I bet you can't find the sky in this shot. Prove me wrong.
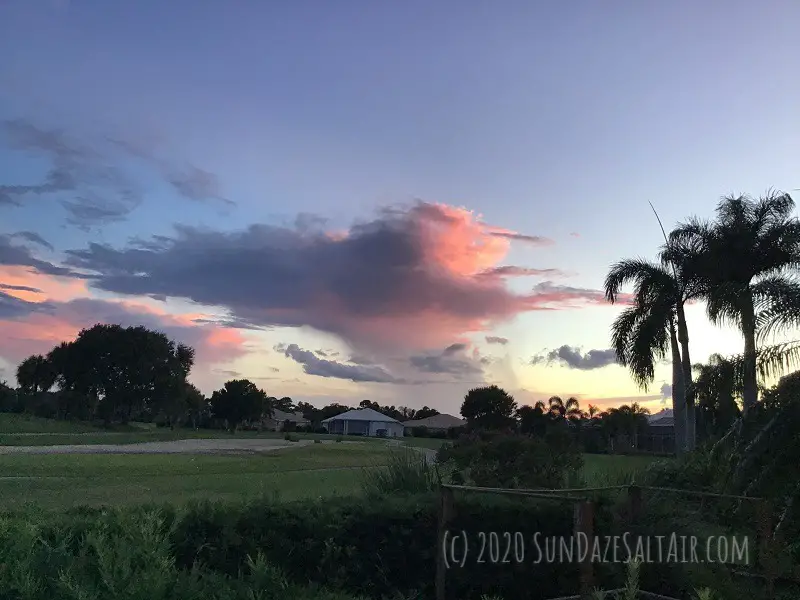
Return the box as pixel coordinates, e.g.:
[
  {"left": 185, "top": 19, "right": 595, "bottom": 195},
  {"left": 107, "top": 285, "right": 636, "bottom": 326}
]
[{"left": 0, "top": 1, "right": 798, "bottom": 415}]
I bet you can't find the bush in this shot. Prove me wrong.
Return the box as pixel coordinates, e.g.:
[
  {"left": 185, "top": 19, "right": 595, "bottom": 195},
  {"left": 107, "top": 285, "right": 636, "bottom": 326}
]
[
  {"left": 284, "top": 433, "right": 300, "bottom": 442},
  {"left": 437, "top": 433, "right": 583, "bottom": 489}
]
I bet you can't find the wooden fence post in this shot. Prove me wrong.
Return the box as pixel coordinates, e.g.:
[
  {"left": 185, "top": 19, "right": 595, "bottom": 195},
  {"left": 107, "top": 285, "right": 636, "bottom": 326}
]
[
  {"left": 436, "top": 486, "right": 455, "bottom": 600},
  {"left": 574, "top": 500, "right": 595, "bottom": 599},
  {"left": 757, "top": 498, "right": 776, "bottom": 599}
]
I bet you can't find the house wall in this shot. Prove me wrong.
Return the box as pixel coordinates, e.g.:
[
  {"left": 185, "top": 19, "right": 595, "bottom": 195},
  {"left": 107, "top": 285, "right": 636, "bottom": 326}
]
[
  {"left": 369, "top": 421, "right": 403, "bottom": 437},
  {"left": 324, "top": 420, "right": 403, "bottom": 437}
]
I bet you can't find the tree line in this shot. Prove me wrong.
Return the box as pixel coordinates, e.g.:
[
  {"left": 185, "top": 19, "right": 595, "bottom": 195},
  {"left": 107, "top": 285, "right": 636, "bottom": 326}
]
[
  {"left": 459, "top": 384, "right": 656, "bottom": 452},
  {"left": 1, "top": 324, "right": 440, "bottom": 431}
]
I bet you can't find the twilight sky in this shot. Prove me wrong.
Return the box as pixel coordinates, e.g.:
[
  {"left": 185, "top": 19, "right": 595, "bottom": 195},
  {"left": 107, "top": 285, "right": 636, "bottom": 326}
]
[{"left": 1, "top": 1, "right": 798, "bottom": 414}]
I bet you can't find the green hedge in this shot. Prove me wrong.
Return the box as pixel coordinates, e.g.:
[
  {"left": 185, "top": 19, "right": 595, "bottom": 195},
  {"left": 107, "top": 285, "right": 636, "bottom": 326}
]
[
  {"left": 170, "top": 493, "right": 587, "bottom": 599},
  {"left": 9, "top": 494, "right": 622, "bottom": 600}
]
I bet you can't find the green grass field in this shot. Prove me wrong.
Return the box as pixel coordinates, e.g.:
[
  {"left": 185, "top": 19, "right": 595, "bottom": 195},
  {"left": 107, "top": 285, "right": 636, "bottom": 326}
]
[
  {"left": 582, "top": 453, "right": 664, "bottom": 486},
  {"left": 0, "top": 444, "right": 393, "bottom": 510}
]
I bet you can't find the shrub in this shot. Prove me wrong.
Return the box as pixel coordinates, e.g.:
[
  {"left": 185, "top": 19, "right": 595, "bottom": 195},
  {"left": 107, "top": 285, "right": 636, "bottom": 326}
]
[{"left": 437, "top": 433, "right": 583, "bottom": 489}]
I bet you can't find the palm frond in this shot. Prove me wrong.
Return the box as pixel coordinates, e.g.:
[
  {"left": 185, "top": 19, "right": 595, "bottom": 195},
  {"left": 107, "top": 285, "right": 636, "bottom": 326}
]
[
  {"left": 753, "top": 276, "right": 800, "bottom": 341},
  {"left": 604, "top": 258, "right": 673, "bottom": 304}
]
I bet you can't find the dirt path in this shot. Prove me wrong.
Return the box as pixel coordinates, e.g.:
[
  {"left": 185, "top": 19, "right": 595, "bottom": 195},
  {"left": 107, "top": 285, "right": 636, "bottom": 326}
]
[{"left": 0, "top": 438, "right": 313, "bottom": 455}]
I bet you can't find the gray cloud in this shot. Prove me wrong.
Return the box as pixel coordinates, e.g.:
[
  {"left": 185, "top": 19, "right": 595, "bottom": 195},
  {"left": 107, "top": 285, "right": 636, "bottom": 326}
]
[
  {"left": 1, "top": 119, "right": 233, "bottom": 227},
  {"left": 213, "top": 369, "right": 242, "bottom": 378},
  {"left": 278, "top": 343, "right": 402, "bottom": 383},
  {"left": 660, "top": 383, "right": 672, "bottom": 403},
  {"left": 409, "top": 344, "right": 483, "bottom": 376},
  {"left": 108, "top": 136, "right": 233, "bottom": 208},
  {"left": 166, "top": 165, "right": 234, "bottom": 207},
  {"left": 0, "top": 233, "right": 78, "bottom": 277},
  {"left": 479, "top": 266, "right": 568, "bottom": 278},
  {"left": 10, "top": 232, "right": 54, "bottom": 251},
  {"left": 485, "top": 336, "right": 509, "bottom": 345},
  {"left": 61, "top": 202, "right": 599, "bottom": 353},
  {"left": 486, "top": 231, "right": 554, "bottom": 245},
  {"left": 0, "top": 283, "right": 42, "bottom": 294},
  {"left": 531, "top": 345, "right": 620, "bottom": 370},
  {"left": 1, "top": 119, "right": 143, "bottom": 227},
  {"left": 0, "top": 290, "right": 51, "bottom": 319}
]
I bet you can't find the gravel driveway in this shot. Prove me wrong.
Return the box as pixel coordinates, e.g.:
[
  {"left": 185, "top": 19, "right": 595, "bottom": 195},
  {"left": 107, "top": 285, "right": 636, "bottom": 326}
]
[{"left": 0, "top": 438, "right": 312, "bottom": 455}]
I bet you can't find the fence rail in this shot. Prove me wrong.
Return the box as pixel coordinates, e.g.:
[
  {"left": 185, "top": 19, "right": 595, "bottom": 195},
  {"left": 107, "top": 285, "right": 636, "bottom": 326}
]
[{"left": 435, "top": 483, "right": 782, "bottom": 600}]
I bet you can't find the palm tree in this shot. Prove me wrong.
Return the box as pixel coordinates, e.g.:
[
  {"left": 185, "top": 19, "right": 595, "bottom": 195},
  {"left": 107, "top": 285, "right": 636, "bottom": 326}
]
[
  {"left": 605, "top": 256, "right": 698, "bottom": 452},
  {"left": 669, "top": 191, "right": 800, "bottom": 414},
  {"left": 693, "top": 354, "right": 742, "bottom": 438},
  {"left": 547, "top": 396, "right": 582, "bottom": 421}
]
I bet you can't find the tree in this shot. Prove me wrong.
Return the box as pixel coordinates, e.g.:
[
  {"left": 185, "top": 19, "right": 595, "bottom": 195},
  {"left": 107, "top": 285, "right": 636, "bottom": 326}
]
[
  {"left": 0, "top": 380, "right": 17, "bottom": 412},
  {"left": 547, "top": 396, "right": 582, "bottom": 421},
  {"left": 41, "top": 324, "right": 195, "bottom": 423},
  {"left": 602, "top": 403, "right": 650, "bottom": 450},
  {"left": 209, "top": 379, "right": 271, "bottom": 431},
  {"left": 605, "top": 256, "right": 698, "bottom": 453},
  {"left": 16, "top": 354, "right": 56, "bottom": 395},
  {"left": 693, "top": 354, "right": 742, "bottom": 438},
  {"left": 414, "top": 406, "right": 440, "bottom": 420},
  {"left": 460, "top": 385, "right": 517, "bottom": 430},
  {"left": 274, "top": 396, "right": 294, "bottom": 412},
  {"left": 669, "top": 191, "right": 800, "bottom": 413},
  {"left": 516, "top": 401, "right": 547, "bottom": 437}
]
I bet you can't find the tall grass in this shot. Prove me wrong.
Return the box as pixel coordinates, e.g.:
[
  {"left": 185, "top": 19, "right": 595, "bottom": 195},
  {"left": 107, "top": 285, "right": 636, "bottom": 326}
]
[{"left": 360, "top": 448, "right": 437, "bottom": 497}]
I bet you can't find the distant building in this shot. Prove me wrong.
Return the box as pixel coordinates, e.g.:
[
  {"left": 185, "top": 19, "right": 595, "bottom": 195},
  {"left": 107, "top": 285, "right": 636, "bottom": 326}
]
[
  {"left": 263, "top": 409, "right": 310, "bottom": 432},
  {"left": 322, "top": 408, "right": 404, "bottom": 437},
  {"left": 403, "top": 413, "right": 466, "bottom": 433}
]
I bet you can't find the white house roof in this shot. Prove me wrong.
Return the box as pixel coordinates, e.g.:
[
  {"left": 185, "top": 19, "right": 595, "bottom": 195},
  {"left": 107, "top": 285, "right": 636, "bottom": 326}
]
[
  {"left": 647, "top": 408, "right": 673, "bottom": 423},
  {"left": 272, "top": 409, "right": 308, "bottom": 422},
  {"left": 403, "top": 414, "right": 466, "bottom": 429},
  {"left": 321, "top": 408, "right": 401, "bottom": 423}
]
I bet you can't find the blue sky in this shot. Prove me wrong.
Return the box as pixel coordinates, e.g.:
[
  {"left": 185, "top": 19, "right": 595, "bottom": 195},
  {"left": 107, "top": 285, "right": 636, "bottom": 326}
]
[{"left": 0, "top": 1, "right": 798, "bottom": 414}]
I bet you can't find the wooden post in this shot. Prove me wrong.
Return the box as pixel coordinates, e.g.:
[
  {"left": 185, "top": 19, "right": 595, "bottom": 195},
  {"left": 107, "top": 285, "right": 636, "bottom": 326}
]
[
  {"left": 436, "top": 486, "right": 455, "bottom": 600},
  {"left": 757, "top": 499, "right": 776, "bottom": 599},
  {"left": 628, "top": 485, "right": 642, "bottom": 523},
  {"left": 574, "top": 500, "right": 594, "bottom": 599}
]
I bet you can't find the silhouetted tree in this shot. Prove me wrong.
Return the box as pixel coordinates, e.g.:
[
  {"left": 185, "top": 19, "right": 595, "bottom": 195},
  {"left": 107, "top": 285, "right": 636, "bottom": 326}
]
[
  {"left": 210, "top": 379, "right": 271, "bottom": 431},
  {"left": 460, "top": 385, "right": 517, "bottom": 430}
]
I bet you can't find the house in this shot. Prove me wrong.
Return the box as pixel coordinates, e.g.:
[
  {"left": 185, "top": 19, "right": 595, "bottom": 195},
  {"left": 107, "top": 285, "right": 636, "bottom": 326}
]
[
  {"left": 263, "top": 409, "right": 310, "bottom": 432},
  {"left": 321, "top": 408, "right": 405, "bottom": 437},
  {"left": 403, "top": 413, "right": 466, "bottom": 433}
]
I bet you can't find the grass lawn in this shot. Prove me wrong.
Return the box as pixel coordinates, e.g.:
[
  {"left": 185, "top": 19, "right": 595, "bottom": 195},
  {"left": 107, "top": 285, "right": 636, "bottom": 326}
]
[
  {"left": 582, "top": 453, "right": 667, "bottom": 486},
  {"left": 0, "top": 413, "right": 111, "bottom": 433},
  {"left": 0, "top": 443, "right": 392, "bottom": 510}
]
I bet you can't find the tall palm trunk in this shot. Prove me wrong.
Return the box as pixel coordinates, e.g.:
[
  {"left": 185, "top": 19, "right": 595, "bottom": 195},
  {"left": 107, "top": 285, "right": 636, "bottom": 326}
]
[
  {"left": 740, "top": 295, "right": 758, "bottom": 415},
  {"left": 670, "top": 319, "right": 687, "bottom": 455},
  {"left": 676, "top": 304, "right": 695, "bottom": 450}
]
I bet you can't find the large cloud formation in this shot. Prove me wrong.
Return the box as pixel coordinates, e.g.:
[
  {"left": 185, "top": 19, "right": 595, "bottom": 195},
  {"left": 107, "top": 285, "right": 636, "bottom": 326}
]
[
  {"left": 64, "top": 202, "right": 610, "bottom": 353},
  {"left": 530, "top": 345, "right": 620, "bottom": 370}
]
